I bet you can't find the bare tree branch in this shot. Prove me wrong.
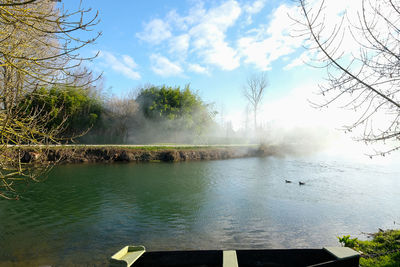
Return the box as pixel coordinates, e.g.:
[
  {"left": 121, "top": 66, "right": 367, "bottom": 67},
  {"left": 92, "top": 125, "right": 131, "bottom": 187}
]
[
  {"left": 296, "top": 0, "right": 400, "bottom": 157},
  {"left": 0, "top": 0, "right": 100, "bottom": 199}
]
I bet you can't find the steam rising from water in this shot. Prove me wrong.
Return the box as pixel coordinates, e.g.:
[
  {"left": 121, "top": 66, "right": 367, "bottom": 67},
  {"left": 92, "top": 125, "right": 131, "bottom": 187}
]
[{"left": 222, "top": 81, "right": 400, "bottom": 162}]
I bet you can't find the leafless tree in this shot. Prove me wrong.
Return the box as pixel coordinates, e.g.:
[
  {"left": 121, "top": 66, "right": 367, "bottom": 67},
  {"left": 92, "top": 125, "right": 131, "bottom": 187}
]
[
  {"left": 294, "top": 0, "right": 400, "bottom": 156},
  {"left": 0, "top": 0, "right": 100, "bottom": 199},
  {"left": 105, "top": 95, "right": 139, "bottom": 143},
  {"left": 243, "top": 72, "right": 268, "bottom": 132}
]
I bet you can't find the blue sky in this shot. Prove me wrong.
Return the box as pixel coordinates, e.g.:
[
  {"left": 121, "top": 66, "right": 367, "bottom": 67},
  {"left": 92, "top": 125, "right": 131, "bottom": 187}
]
[{"left": 61, "top": 1, "right": 317, "bottom": 122}]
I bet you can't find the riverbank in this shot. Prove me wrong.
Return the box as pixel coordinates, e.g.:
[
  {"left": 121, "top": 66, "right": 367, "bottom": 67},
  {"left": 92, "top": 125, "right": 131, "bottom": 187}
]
[{"left": 13, "top": 144, "right": 274, "bottom": 164}]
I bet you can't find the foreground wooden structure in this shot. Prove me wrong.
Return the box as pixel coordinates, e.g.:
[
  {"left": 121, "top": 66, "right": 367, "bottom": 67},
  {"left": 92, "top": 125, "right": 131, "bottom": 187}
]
[{"left": 110, "top": 246, "right": 360, "bottom": 267}]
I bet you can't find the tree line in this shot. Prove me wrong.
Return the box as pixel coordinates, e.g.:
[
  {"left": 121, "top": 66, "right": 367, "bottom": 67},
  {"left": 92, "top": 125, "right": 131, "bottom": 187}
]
[{"left": 23, "top": 83, "right": 217, "bottom": 144}]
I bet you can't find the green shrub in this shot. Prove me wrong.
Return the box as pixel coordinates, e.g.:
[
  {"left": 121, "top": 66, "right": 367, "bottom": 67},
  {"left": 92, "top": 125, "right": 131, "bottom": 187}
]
[{"left": 338, "top": 230, "right": 400, "bottom": 267}]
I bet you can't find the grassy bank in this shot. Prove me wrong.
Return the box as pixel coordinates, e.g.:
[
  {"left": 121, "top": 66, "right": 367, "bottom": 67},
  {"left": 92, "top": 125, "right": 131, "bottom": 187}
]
[{"left": 339, "top": 230, "right": 400, "bottom": 266}]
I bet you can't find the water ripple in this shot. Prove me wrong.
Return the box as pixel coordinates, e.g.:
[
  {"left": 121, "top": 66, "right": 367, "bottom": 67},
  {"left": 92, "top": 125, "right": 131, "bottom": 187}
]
[{"left": 0, "top": 158, "right": 399, "bottom": 265}]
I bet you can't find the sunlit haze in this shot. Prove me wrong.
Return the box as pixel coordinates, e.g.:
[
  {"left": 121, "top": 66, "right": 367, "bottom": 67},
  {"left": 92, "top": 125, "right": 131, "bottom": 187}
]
[{"left": 61, "top": 0, "right": 399, "bottom": 159}]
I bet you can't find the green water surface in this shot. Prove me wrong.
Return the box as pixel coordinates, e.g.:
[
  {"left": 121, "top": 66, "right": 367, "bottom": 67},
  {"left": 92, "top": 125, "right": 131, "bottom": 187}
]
[{"left": 0, "top": 157, "right": 399, "bottom": 266}]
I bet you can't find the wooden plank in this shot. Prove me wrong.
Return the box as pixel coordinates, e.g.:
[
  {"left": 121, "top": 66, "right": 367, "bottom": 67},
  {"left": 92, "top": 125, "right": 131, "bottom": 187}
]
[{"left": 223, "top": 250, "right": 238, "bottom": 267}]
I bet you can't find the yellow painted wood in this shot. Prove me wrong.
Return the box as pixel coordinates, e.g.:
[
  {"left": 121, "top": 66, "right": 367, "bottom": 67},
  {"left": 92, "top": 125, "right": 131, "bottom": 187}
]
[
  {"left": 223, "top": 250, "right": 239, "bottom": 267},
  {"left": 110, "top": 245, "right": 145, "bottom": 267}
]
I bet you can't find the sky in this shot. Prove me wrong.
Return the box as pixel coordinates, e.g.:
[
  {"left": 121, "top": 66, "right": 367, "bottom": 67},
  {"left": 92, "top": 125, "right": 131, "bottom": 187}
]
[
  {"left": 61, "top": 0, "right": 315, "bottom": 121},
  {"left": 59, "top": 0, "right": 399, "bottom": 161}
]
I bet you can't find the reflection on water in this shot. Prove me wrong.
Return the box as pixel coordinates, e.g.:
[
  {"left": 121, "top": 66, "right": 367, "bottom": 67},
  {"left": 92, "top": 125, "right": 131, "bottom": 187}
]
[{"left": 0, "top": 156, "right": 399, "bottom": 265}]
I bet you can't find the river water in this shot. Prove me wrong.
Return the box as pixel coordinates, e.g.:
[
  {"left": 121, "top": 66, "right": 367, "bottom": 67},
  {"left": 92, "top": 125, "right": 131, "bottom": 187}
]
[{"left": 0, "top": 156, "right": 399, "bottom": 265}]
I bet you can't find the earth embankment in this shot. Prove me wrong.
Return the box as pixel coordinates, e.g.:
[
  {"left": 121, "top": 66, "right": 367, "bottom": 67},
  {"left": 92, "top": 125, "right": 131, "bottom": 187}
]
[{"left": 15, "top": 145, "right": 274, "bottom": 164}]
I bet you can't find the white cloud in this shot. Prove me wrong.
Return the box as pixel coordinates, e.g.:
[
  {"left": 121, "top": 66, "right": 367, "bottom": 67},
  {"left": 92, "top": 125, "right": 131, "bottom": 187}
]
[
  {"left": 136, "top": 1, "right": 319, "bottom": 72},
  {"left": 165, "top": 7, "right": 204, "bottom": 31},
  {"left": 238, "top": 4, "right": 302, "bottom": 70},
  {"left": 244, "top": 0, "right": 266, "bottom": 14},
  {"left": 169, "top": 34, "right": 190, "bottom": 57},
  {"left": 243, "top": 0, "right": 267, "bottom": 24},
  {"left": 188, "top": 63, "right": 209, "bottom": 75},
  {"left": 122, "top": 55, "right": 137, "bottom": 69},
  {"left": 138, "top": 0, "right": 242, "bottom": 71},
  {"left": 284, "top": 51, "right": 310, "bottom": 70},
  {"left": 136, "top": 19, "right": 172, "bottom": 44},
  {"left": 100, "top": 51, "right": 140, "bottom": 80},
  {"left": 188, "top": 0, "right": 241, "bottom": 70},
  {"left": 150, "top": 54, "right": 183, "bottom": 77}
]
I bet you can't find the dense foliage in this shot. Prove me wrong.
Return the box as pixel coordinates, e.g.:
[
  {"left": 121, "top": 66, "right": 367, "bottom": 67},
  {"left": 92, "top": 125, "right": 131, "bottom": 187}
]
[
  {"left": 136, "top": 85, "right": 215, "bottom": 142},
  {"left": 137, "top": 85, "right": 201, "bottom": 119},
  {"left": 338, "top": 230, "right": 400, "bottom": 266},
  {"left": 21, "top": 86, "right": 103, "bottom": 137}
]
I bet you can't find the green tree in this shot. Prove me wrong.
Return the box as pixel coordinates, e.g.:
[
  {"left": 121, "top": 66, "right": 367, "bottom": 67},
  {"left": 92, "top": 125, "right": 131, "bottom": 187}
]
[
  {"left": 136, "top": 85, "right": 215, "bottom": 142},
  {"left": 20, "top": 86, "right": 103, "bottom": 137}
]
